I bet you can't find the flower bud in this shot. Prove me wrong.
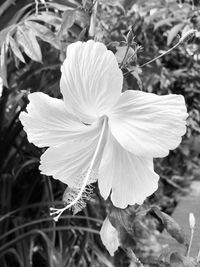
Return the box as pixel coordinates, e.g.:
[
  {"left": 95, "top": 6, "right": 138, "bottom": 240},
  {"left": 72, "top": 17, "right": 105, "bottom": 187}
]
[
  {"left": 189, "top": 212, "right": 195, "bottom": 229},
  {"left": 127, "top": 28, "right": 134, "bottom": 46},
  {"left": 100, "top": 216, "right": 120, "bottom": 256}
]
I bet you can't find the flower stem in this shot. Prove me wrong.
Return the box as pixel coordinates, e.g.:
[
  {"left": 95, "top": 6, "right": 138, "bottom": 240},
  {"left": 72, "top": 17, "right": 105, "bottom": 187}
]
[
  {"left": 187, "top": 227, "right": 194, "bottom": 257},
  {"left": 139, "top": 42, "right": 180, "bottom": 68},
  {"left": 124, "top": 30, "right": 196, "bottom": 76}
]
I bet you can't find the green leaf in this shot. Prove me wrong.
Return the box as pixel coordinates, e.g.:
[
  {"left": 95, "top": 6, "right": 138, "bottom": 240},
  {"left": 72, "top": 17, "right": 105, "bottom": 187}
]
[
  {"left": 16, "top": 25, "right": 42, "bottom": 62},
  {"left": 149, "top": 207, "right": 188, "bottom": 245},
  {"left": 170, "top": 252, "right": 196, "bottom": 267},
  {"left": 170, "top": 252, "right": 184, "bottom": 267},
  {"left": 27, "top": 12, "right": 62, "bottom": 30},
  {"left": 47, "top": 1, "right": 78, "bottom": 10},
  {"left": 75, "top": 9, "right": 89, "bottom": 26},
  {"left": 99, "top": 0, "right": 125, "bottom": 12},
  {"left": 0, "top": 25, "right": 15, "bottom": 49},
  {"left": 9, "top": 36, "right": 25, "bottom": 63},
  {"left": 0, "top": 42, "right": 8, "bottom": 87},
  {"left": 24, "top": 21, "right": 59, "bottom": 49},
  {"left": 108, "top": 206, "right": 138, "bottom": 249},
  {"left": 115, "top": 46, "right": 135, "bottom": 64},
  {"left": 154, "top": 18, "right": 178, "bottom": 31},
  {"left": 167, "top": 23, "right": 185, "bottom": 45},
  {"left": 109, "top": 206, "right": 136, "bottom": 234},
  {"left": 58, "top": 9, "right": 76, "bottom": 38},
  {"left": 127, "top": 65, "right": 143, "bottom": 90}
]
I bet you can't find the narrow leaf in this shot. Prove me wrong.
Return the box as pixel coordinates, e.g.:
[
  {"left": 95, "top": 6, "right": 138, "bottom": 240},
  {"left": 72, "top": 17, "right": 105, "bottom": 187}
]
[
  {"left": 28, "top": 12, "right": 62, "bottom": 29},
  {"left": 128, "top": 65, "right": 143, "bottom": 90},
  {"left": 99, "top": 0, "right": 125, "bottom": 12},
  {"left": 47, "top": 1, "right": 78, "bottom": 10},
  {"left": 9, "top": 36, "right": 25, "bottom": 63},
  {"left": 0, "top": 25, "right": 15, "bottom": 48},
  {"left": 0, "top": 42, "right": 8, "bottom": 87},
  {"left": 25, "top": 21, "right": 59, "bottom": 49},
  {"left": 170, "top": 252, "right": 196, "bottom": 267},
  {"left": 58, "top": 9, "right": 76, "bottom": 38},
  {"left": 16, "top": 26, "right": 42, "bottom": 62},
  {"left": 149, "top": 207, "right": 188, "bottom": 245},
  {"left": 154, "top": 18, "right": 178, "bottom": 31},
  {"left": 167, "top": 23, "right": 184, "bottom": 45},
  {"left": 170, "top": 252, "right": 184, "bottom": 267}
]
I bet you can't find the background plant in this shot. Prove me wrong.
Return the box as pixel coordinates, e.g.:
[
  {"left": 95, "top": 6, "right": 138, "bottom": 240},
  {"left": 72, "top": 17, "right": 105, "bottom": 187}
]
[{"left": 0, "top": 0, "right": 200, "bottom": 266}]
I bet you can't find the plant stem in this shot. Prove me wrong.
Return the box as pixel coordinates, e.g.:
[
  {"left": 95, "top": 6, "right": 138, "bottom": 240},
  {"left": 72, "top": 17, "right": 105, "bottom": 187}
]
[
  {"left": 0, "top": 215, "right": 102, "bottom": 243},
  {"left": 139, "top": 42, "right": 180, "bottom": 68},
  {"left": 187, "top": 228, "right": 194, "bottom": 257},
  {"left": 0, "top": 227, "right": 100, "bottom": 255}
]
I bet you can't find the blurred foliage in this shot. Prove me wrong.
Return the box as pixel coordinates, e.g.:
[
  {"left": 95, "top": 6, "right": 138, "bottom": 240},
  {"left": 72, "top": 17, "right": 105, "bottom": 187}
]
[{"left": 0, "top": 0, "right": 200, "bottom": 266}]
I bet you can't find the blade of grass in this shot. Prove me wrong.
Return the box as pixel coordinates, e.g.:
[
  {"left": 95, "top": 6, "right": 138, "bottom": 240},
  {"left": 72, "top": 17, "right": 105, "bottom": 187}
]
[
  {"left": 0, "top": 227, "right": 100, "bottom": 255},
  {"left": 0, "top": 215, "right": 102, "bottom": 243}
]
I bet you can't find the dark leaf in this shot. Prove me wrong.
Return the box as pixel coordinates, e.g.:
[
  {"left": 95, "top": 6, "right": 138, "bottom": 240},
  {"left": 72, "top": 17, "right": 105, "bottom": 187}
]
[
  {"left": 170, "top": 252, "right": 196, "bottom": 267},
  {"left": 127, "top": 65, "right": 142, "bottom": 90},
  {"left": 149, "top": 207, "right": 188, "bottom": 245},
  {"left": 170, "top": 252, "right": 184, "bottom": 267},
  {"left": 154, "top": 18, "right": 177, "bottom": 31},
  {"left": 58, "top": 9, "right": 76, "bottom": 38},
  {"left": 109, "top": 206, "right": 137, "bottom": 234},
  {"left": 108, "top": 206, "right": 138, "bottom": 249}
]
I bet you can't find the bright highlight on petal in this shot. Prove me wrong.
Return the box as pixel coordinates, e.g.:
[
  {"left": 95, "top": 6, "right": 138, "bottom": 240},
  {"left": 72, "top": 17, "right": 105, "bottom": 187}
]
[
  {"left": 39, "top": 116, "right": 106, "bottom": 188},
  {"left": 98, "top": 132, "right": 159, "bottom": 208},
  {"left": 39, "top": 135, "right": 99, "bottom": 187},
  {"left": 108, "top": 90, "right": 188, "bottom": 158},
  {"left": 60, "top": 40, "right": 123, "bottom": 124},
  {"left": 19, "top": 92, "right": 98, "bottom": 148},
  {"left": 100, "top": 216, "right": 120, "bottom": 256}
]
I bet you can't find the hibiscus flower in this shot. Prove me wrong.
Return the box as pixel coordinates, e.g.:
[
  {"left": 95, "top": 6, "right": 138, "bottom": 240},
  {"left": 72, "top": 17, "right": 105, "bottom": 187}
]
[{"left": 19, "top": 40, "right": 187, "bottom": 221}]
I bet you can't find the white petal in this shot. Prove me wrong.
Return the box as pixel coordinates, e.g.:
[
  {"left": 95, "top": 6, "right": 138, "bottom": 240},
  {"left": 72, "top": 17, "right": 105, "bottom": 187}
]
[
  {"left": 108, "top": 90, "right": 188, "bottom": 158},
  {"left": 60, "top": 40, "right": 123, "bottom": 124},
  {"left": 98, "top": 132, "right": 159, "bottom": 208},
  {"left": 100, "top": 217, "right": 120, "bottom": 256},
  {"left": 19, "top": 92, "right": 96, "bottom": 148},
  {"left": 39, "top": 121, "right": 102, "bottom": 186}
]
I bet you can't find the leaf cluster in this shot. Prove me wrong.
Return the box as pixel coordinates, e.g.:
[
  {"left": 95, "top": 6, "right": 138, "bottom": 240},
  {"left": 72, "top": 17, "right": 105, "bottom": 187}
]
[{"left": 0, "top": 0, "right": 200, "bottom": 266}]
